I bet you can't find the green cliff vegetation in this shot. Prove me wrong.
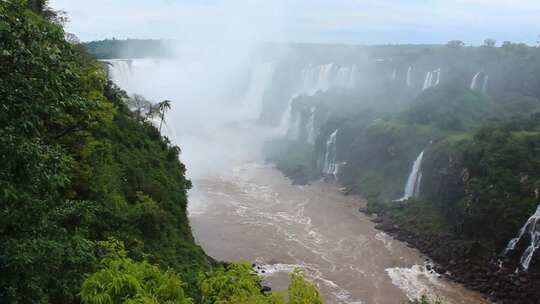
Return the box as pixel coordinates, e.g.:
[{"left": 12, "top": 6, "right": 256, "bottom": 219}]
[
  {"left": 80, "top": 239, "right": 324, "bottom": 304},
  {"left": 0, "top": 1, "right": 212, "bottom": 301},
  {"left": 1, "top": 2, "right": 326, "bottom": 303},
  {"left": 83, "top": 39, "right": 175, "bottom": 59}
]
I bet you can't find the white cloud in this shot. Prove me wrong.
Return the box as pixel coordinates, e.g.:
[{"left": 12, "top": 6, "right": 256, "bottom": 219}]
[{"left": 50, "top": 0, "right": 540, "bottom": 44}]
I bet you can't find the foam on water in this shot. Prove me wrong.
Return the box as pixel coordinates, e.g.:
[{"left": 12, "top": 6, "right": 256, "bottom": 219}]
[
  {"left": 375, "top": 232, "right": 394, "bottom": 251},
  {"left": 386, "top": 264, "right": 443, "bottom": 302},
  {"left": 254, "top": 260, "right": 364, "bottom": 304}
]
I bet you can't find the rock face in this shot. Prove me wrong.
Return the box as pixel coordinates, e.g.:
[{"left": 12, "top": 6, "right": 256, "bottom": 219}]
[{"left": 371, "top": 213, "right": 540, "bottom": 304}]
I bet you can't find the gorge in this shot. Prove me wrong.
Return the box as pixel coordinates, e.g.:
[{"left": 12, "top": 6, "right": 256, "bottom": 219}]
[
  {"left": 100, "top": 40, "right": 540, "bottom": 303},
  {"left": 4, "top": 2, "right": 540, "bottom": 303}
]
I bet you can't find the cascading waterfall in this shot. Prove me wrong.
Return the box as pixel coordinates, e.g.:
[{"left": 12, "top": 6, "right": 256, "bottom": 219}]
[
  {"left": 470, "top": 71, "right": 489, "bottom": 94},
  {"left": 300, "top": 63, "right": 357, "bottom": 95},
  {"left": 503, "top": 204, "right": 540, "bottom": 271},
  {"left": 305, "top": 106, "right": 317, "bottom": 145},
  {"left": 434, "top": 68, "right": 441, "bottom": 86},
  {"left": 102, "top": 59, "right": 133, "bottom": 88},
  {"left": 287, "top": 110, "right": 301, "bottom": 140},
  {"left": 243, "top": 62, "right": 276, "bottom": 120},
  {"left": 396, "top": 150, "right": 425, "bottom": 201},
  {"left": 278, "top": 96, "right": 296, "bottom": 136},
  {"left": 422, "top": 68, "right": 441, "bottom": 90},
  {"left": 422, "top": 72, "right": 433, "bottom": 90},
  {"left": 323, "top": 130, "right": 339, "bottom": 178},
  {"left": 317, "top": 63, "right": 334, "bottom": 92},
  {"left": 280, "top": 63, "right": 358, "bottom": 137},
  {"left": 406, "top": 66, "right": 412, "bottom": 87},
  {"left": 470, "top": 72, "right": 481, "bottom": 90},
  {"left": 482, "top": 75, "right": 489, "bottom": 94}
]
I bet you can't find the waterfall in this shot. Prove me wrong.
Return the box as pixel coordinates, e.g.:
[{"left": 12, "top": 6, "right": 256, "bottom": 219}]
[
  {"left": 317, "top": 63, "right": 334, "bottom": 92},
  {"left": 482, "top": 75, "right": 489, "bottom": 94},
  {"left": 102, "top": 59, "right": 133, "bottom": 88},
  {"left": 434, "top": 68, "right": 441, "bottom": 86},
  {"left": 396, "top": 151, "right": 425, "bottom": 201},
  {"left": 470, "top": 72, "right": 482, "bottom": 90},
  {"left": 287, "top": 110, "right": 301, "bottom": 140},
  {"left": 305, "top": 107, "right": 317, "bottom": 145},
  {"left": 422, "top": 68, "right": 441, "bottom": 90},
  {"left": 391, "top": 69, "right": 397, "bottom": 81},
  {"left": 278, "top": 97, "right": 295, "bottom": 136},
  {"left": 406, "top": 66, "right": 412, "bottom": 87},
  {"left": 243, "top": 62, "right": 276, "bottom": 120},
  {"left": 504, "top": 204, "right": 540, "bottom": 271},
  {"left": 279, "top": 63, "right": 358, "bottom": 137},
  {"left": 422, "top": 72, "right": 433, "bottom": 90},
  {"left": 470, "top": 71, "right": 489, "bottom": 94},
  {"left": 323, "top": 130, "right": 339, "bottom": 177},
  {"left": 299, "top": 63, "right": 357, "bottom": 95}
]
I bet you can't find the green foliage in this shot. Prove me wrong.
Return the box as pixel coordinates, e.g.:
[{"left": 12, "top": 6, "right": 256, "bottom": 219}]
[
  {"left": 0, "top": 2, "right": 210, "bottom": 302},
  {"left": 81, "top": 239, "right": 193, "bottom": 304},
  {"left": 408, "top": 295, "right": 443, "bottom": 304},
  {"left": 287, "top": 269, "right": 323, "bottom": 304},
  {"left": 198, "top": 263, "right": 321, "bottom": 304},
  {"left": 400, "top": 87, "right": 493, "bottom": 131},
  {"left": 83, "top": 256, "right": 324, "bottom": 304},
  {"left": 198, "top": 263, "right": 270, "bottom": 304}
]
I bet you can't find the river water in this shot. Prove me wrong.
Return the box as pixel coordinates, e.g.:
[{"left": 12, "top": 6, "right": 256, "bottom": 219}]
[{"left": 188, "top": 163, "right": 487, "bottom": 304}]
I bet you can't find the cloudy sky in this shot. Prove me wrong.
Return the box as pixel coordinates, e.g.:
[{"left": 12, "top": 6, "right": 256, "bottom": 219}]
[{"left": 50, "top": 0, "right": 540, "bottom": 45}]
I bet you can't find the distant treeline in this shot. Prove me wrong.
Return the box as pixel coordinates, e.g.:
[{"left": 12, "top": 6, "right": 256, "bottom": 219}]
[{"left": 83, "top": 38, "right": 175, "bottom": 59}]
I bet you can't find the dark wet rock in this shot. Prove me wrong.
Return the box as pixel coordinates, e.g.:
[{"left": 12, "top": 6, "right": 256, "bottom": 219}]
[
  {"left": 261, "top": 286, "right": 272, "bottom": 293},
  {"left": 370, "top": 212, "right": 540, "bottom": 304}
]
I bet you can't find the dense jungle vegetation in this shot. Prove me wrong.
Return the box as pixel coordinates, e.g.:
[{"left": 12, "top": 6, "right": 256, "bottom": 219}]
[{"left": 0, "top": 1, "right": 327, "bottom": 303}]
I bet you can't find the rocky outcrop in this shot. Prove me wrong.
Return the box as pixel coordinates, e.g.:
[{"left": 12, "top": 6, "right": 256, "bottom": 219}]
[{"left": 371, "top": 213, "right": 540, "bottom": 304}]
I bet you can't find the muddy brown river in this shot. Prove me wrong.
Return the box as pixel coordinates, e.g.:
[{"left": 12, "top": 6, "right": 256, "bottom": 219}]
[{"left": 188, "top": 163, "right": 487, "bottom": 304}]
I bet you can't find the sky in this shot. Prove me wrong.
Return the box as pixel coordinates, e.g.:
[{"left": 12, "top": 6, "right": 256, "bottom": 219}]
[{"left": 50, "top": 0, "right": 540, "bottom": 45}]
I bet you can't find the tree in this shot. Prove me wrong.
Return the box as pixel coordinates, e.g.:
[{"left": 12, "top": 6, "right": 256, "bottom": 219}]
[
  {"left": 483, "top": 39, "right": 497, "bottom": 47},
  {"left": 446, "top": 40, "right": 465, "bottom": 49},
  {"left": 158, "top": 100, "right": 172, "bottom": 134},
  {"left": 197, "top": 264, "right": 322, "bottom": 304},
  {"left": 127, "top": 94, "right": 152, "bottom": 120},
  {"left": 288, "top": 269, "right": 324, "bottom": 304},
  {"left": 26, "top": 0, "right": 67, "bottom": 24},
  {"left": 27, "top": 0, "right": 48, "bottom": 14},
  {"left": 198, "top": 263, "right": 272, "bottom": 304},
  {"left": 81, "top": 240, "right": 193, "bottom": 304}
]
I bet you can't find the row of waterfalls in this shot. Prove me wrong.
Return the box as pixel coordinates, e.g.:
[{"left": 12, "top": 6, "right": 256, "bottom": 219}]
[
  {"left": 422, "top": 69, "right": 441, "bottom": 90},
  {"left": 279, "top": 66, "right": 490, "bottom": 143}
]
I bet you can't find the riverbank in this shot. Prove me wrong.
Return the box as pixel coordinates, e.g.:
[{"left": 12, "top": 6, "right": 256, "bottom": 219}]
[
  {"left": 361, "top": 207, "right": 540, "bottom": 304},
  {"left": 273, "top": 146, "right": 540, "bottom": 304}
]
